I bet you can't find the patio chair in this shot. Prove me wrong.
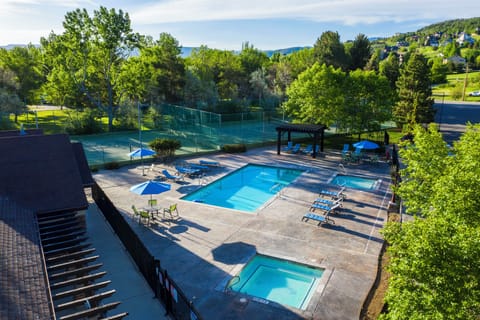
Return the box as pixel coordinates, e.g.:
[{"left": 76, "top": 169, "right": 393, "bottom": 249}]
[
  {"left": 302, "top": 209, "right": 335, "bottom": 226},
  {"left": 342, "top": 144, "right": 350, "bottom": 154},
  {"left": 319, "top": 186, "right": 346, "bottom": 200},
  {"left": 163, "top": 203, "right": 179, "bottom": 221},
  {"left": 132, "top": 205, "right": 150, "bottom": 225},
  {"left": 351, "top": 147, "right": 362, "bottom": 162},
  {"left": 148, "top": 199, "right": 158, "bottom": 207},
  {"left": 162, "top": 169, "right": 183, "bottom": 182}
]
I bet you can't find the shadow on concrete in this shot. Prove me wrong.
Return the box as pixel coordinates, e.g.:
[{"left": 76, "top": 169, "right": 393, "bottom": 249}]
[
  {"left": 325, "top": 224, "right": 383, "bottom": 243},
  {"left": 212, "top": 242, "right": 257, "bottom": 265}
]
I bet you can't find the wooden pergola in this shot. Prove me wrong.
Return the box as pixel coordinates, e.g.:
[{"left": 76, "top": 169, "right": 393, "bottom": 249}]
[{"left": 275, "top": 123, "right": 327, "bottom": 158}]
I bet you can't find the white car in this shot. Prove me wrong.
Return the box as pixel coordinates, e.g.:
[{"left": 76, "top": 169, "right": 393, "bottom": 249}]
[{"left": 468, "top": 91, "right": 480, "bottom": 97}]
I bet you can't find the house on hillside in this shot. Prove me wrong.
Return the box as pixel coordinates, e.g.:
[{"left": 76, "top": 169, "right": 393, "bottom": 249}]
[
  {"left": 0, "top": 131, "right": 127, "bottom": 320},
  {"left": 456, "top": 32, "right": 475, "bottom": 46},
  {"left": 443, "top": 55, "right": 467, "bottom": 66}
]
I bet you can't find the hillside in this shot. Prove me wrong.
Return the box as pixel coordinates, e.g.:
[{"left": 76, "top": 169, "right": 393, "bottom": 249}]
[{"left": 416, "top": 17, "right": 480, "bottom": 36}]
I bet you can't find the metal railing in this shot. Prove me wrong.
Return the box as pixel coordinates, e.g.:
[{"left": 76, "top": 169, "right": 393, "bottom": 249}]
[{"left": 92, "top": 182, "right": 203, "bottom": 320}]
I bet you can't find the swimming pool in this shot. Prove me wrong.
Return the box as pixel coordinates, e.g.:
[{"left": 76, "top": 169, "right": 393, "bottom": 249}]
[
  {"left": 182, "top": 164, "right": 303, "bottom": 212},
  {"left": 227, "top": 254, "right": 324, "bottom": 310},
  {"left": 330, "top": 174, "right": 379, "bottom": 190}
]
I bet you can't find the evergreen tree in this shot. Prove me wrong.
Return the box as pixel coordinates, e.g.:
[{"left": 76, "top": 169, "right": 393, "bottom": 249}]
[
  {"left": 349, "top": 33, "right": 371, "bottom": 71},
  {"left": 379, "top": 52, "right": 400, "bottom": 89},
  {"left": 313, "top": 31, "right": 349, "bottom": 71},
  {"left": 394, "top": 53, "right": 435, "bottom": 129}
]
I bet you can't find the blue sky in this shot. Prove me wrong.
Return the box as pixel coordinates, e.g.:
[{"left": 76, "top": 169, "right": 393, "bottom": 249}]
[{"left": 1, "top": 1, "right": 479, "bottom": 50}]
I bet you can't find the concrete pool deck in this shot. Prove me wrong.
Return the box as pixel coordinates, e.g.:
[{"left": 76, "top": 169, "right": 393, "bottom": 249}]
[{"left": 93, "top": 146, "right": 392, "bottom": 320}]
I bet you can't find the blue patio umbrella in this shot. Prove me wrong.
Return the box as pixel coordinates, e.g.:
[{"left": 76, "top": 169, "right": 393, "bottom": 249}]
[
  {"left": 353, "top": 140, "right": 379, "bottom": 150},
  {"left": 130, "top": 180, "right": 171, "bottom": 201},
  {"left": 128, "top": 148, "right": 156, "bottom": 158}
]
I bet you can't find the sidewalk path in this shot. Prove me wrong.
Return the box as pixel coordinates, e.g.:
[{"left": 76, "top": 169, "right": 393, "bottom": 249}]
[{"left": 86, "top": 202, "right": 170, "bottom": 319}]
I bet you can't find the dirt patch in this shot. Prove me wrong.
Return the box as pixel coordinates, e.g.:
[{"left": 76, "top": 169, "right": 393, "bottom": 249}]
[{"left": 360, "top": 212, "right": 400, "bottom": 319}]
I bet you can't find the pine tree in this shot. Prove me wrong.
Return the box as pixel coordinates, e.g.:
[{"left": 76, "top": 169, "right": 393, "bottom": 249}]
[{"left": 394, "top": 53, "right": 435, "bottom": 129}]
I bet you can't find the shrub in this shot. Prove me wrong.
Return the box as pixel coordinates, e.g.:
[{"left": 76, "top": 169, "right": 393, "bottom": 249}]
[
  {"left": 149, "top": 138, "right": 181, "bottom": 158},
  {"left": 221, "top": 143, "right": 247, "bottom": 153},
  {"left": 104, "top": 161, "right": 120, "bottom": 170},
  {"left": 64, "top": 108, "right": 103, "bottom": 134}
]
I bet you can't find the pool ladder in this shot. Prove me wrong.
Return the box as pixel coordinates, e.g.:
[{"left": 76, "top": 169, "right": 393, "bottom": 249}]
[
  {"left": 338, "top": 163, "right": 347, "bottom": 175},
  {"left": 225, "top": 276, "right": 240, "bottom": 291}
]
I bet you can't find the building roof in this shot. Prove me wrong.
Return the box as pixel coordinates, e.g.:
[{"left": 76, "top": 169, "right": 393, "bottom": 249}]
[
  {"left": 0, "top": 133, "right": 89, "bottom": 214},
  {"left": 72, "top": 142, "right": 95, "bottom": 187},
  {"left": 0, "top": 197, "right": 54, "bottom": 320}
]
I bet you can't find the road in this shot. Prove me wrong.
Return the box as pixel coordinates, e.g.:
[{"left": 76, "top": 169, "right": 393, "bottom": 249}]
[{"left": 434, "top": 100, "right": 480, "bottom": 143}]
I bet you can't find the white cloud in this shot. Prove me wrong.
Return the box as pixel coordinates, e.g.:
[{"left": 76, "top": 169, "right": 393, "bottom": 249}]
[{"left": 130, "top": 0, "right": 480, "bottom": 25}]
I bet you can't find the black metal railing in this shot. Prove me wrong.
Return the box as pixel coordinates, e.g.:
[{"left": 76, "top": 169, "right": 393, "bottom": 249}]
[{"left": 92, "top": 182, "right": 203, "bottom": 320}]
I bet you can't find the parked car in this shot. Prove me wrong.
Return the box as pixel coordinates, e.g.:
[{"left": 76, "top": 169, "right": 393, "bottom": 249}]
[{"left": 469, "top": 91, "right": 480, "bottom": 97}]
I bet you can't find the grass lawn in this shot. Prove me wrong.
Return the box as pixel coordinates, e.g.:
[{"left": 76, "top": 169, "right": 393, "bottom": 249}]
[{"left": 432, "top": 71, "right": 480, "bottom": 101}]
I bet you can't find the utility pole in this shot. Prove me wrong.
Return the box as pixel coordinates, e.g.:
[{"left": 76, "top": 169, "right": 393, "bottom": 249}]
[{"left": 462, "top": 63, "right": 469, "bottom": 101}]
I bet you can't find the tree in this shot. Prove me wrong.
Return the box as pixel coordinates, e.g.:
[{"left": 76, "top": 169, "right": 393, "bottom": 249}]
[
  {"left": 394, "top": 53, "right": 435, "bottom": 129},
  {"left": 382, "top": 123, "right": 480, "bottom": 320},
  {"left": 283, "top": 63, "right": 346, "bottom": 126},
  {"left": 0, "top": 45, "right": 44, "bottom": 106},
  {"left": 349, "top": 33, "right": 372, "bottom": 71},
  {"left": 42, "top": 7, "right": 140, "bottom": 131},
  {"left": 238, "top": 42, "right": 270, "bottom": 100},
  {"left": 313, "top": 31, "right": 349, "bottom": 71},
  {"left": 379, "top": 52, "right": 401, "bottom": 89},
  {"left": 0, "top": 66, "right": 26, "bottom": 123},
  {"left": 340, "top": 70, "right": 393, "bottom": 134},
  {"left": 139, "top": 33, "right": 185, "bottom": 104},
  {"left": 429, "top": 57, "right": 447, "bottom": 84}
]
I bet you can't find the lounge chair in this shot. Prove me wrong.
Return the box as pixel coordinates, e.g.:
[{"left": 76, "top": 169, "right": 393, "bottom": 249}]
[
  {"left": 302, "top": 210, "right": 335, "bottom": 226},
  {"left": 283, "top": 141, "right": 293, "bottom": 152},
  {"left": 175, "top": 166, "right": 201, "bottom": 177},
  {"left": 319, "top": 186, "right": 346, "bottom": 200},
  {"left": 314, "top": 197, "right": 343, "bottom": 207},
  {"left": 310, "top": 203, "right": 341, "bottom": 214},
  {"left": 302, "top": 145, "right": 313, "bottom": 154},
  {"left": 162, "top": 169, "right": 183, "bottom": 182},
  {"left": 199, "top": 160, "right": 221, "bottom": 167},
  {"left": 291, "top": 143, "right": 301, "bottom": 154},
  {"left": 342, "top": 144, "right": 350, "bottom": 154}
]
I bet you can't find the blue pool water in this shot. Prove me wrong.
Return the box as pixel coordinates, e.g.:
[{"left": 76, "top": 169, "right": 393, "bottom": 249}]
[
  {"left": 182, "top": 164, "right": 303, "bottom": 212},
  {"left": 331, "top": 174, "right": 378, "bottom": 190},
  {"left": 228, "top": 254, "right": 324, "bottom": 310}
]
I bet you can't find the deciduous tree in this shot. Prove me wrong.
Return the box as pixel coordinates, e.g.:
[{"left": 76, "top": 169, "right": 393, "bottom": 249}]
[{"left": 382, "top": 123, "right": 480, "bottom": 320}]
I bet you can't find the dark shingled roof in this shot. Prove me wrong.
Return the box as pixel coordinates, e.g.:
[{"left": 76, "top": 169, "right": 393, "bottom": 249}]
[
  {"left": 0, "top": 197, "right": 54, "bottom": 320},
  {"left": 72, "top": 142, "right": 95, "bottom": 187},
  {"left": 0, "top": 134, "right": 89, "bottom": 214}
]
